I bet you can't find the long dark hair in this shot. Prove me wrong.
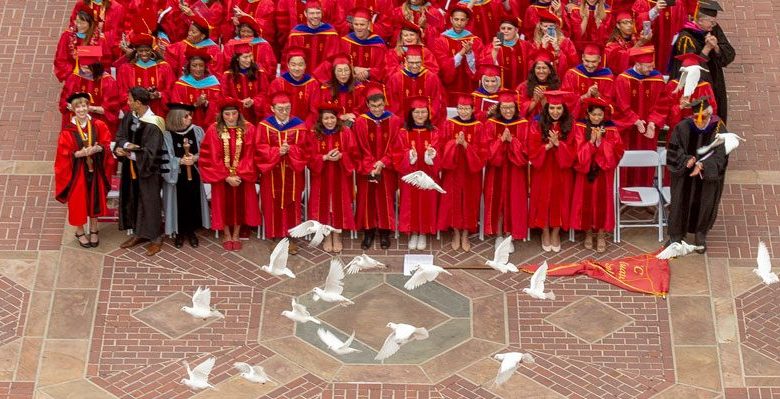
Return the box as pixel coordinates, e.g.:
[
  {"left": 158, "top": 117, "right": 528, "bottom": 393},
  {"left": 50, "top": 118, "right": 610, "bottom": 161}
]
[
  {"left": 539, "top": 103, "right": 572, "bottom": 141},
  {"left": 76, "top": 10, "right": 97, "bottom": 43},
  {"left": 86, "top": 62, "right": 105, "bottom": 79},
  {"left": 404, "top": 108, "right": 433, "bottom": 130},
  {"left": 216, "top": 108, "right": 247, "bottom": 131},
  {"left": 526, "top": 61, "right": 560, "bottom": 98},
  {"left": 229, "top": 53, "right": 259, "bottom": 83},
  {"left": 584, "top": 104, "right": 607, "bottom": 182},
  {"left": 327, "top": 66, "right": 355, "bottom": 101},
  {"left": 312, "top": 109, "right": 343, "bottom": 141},
  {"left": 183, "top": 57, "right": 210, "bottom": 77}
]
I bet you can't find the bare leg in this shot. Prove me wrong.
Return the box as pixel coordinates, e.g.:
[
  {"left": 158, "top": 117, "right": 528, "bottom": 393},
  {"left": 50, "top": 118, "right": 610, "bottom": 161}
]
[
  {"left": 451, "top": 229, "right": 461, "bottom": 251},
  {"left": 541, "top": 227, "right": 551, "bottom": 251},
  {"left": 332, "top": 232, "right": 343, "bottom": 253},
  {"left": 460, "top": 229, "right": 471, "bottom": 252},
  {"left": 551, "top": 227, "right": 561, "bottom": 252}
]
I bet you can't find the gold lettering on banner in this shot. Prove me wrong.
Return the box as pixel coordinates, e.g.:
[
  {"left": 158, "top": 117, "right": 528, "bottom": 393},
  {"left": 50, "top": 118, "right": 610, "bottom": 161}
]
[
  {"left": 633, "top": 265, "right": 645, "bottom": 276},
  {"left": 618, "top": 262, "right": 628, "bottom": 281}
]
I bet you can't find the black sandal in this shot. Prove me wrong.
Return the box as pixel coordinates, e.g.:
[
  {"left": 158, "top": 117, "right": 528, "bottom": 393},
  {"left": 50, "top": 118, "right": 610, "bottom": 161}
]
[
  {"left": 89, "top": 231, "right": 100, "bottom": 248},
  {"left": 75, "top": 232, "right": 91, "bottom": 248}
]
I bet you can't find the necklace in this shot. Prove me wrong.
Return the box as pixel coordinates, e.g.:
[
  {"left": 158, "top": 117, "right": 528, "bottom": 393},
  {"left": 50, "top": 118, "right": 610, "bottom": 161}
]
[{"left": 220, "top": 125, "right": 244, "bottom": 176}]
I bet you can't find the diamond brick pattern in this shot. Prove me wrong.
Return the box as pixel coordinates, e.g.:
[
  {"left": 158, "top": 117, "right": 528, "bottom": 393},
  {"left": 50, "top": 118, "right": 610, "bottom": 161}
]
[
  {"left": 736, "top": 284, "right": 780, "bottom": 364},
  {"left": 0, "top": 276, "right": 29, "bottom": 346}
]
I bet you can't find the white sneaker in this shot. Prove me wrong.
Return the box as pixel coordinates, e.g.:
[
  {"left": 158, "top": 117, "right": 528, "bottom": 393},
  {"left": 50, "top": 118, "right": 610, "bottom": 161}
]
[
  {"left": 408, "top": 234, "right": 419, "bottom": 250},
  {"left": 417, "top": 234, "right": 427, "bottom": 250}
]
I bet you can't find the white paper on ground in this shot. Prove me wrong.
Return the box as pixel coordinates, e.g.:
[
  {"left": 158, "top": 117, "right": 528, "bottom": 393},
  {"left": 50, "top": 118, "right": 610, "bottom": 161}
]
[{"left": 403, "top": 254, "right": 434, "bottom": 276}]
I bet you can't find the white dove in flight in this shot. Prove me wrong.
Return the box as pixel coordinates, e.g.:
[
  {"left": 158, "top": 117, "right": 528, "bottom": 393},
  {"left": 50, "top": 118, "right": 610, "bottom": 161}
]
[
  {"left": 522, "top": 262, "right": 556, "bottom": 300},
  {"left": 676, "top": 64, "right": 709, "bottom": 97},
  {"left": 656, "top": 241, "right": 703, "bottom": 259},
  {"left": 345, "top": 254, "right": 387, "bottom": 274},
  {"left": 697, "top": 132, "right": 746, "bottom": 156},
  {"left": 281, "top": 297, "right": 321, "bottom": 324},
  {"left": 486, "top": 236, "right": 518, "bottom": 273},
  {"left": 404, "top": 264, "right": 452, "bottom": 290},
  {"left": 401, "top": 171, "right": 446, "bottom": 193},
  {"left": 288, "top": 220, "right": 342, "bottom": 247},
  {"left": 374, "top": 322, "right": 429, "bottom": 361},
  {"left": 493, "top": 352, "right": 535, "bottom": 386},
  {"left": 181, "top": 286, "right": 224, "bottom": 319},
  {"left": 317, "top": 328, "right": 362, "bottom": 355},
  {"left": 754, "top": 241, "right": 779, "bottom": 285},
  {"left": 181, "top": 356, "right": 216, "bottom": 390},
  {"left": 233, "top": 362, "right": 269, "bottom": 384},
  {"left": 312, "top": 258, "right": 354, "bottom": 305},
  {"left": 260, "top": 238, "right": 296, "bottom": 278}
]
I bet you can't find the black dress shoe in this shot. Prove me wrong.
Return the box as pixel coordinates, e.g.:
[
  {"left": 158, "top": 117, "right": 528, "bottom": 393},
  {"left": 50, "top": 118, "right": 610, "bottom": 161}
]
[
  {"left": 379, "top": 230, "right": 391, "bottom": 249},
  {"left": 361, "top": 229, "right": 376, "bottom": 250},
  {"left": 174, "top": 235, "right": 184, "bottom": 248},
  {"left": 188, "top": 234, "right": 199, "bottom": 248},
  {"left": 694, "top": 232, "right": 707, "bottom": 254}
]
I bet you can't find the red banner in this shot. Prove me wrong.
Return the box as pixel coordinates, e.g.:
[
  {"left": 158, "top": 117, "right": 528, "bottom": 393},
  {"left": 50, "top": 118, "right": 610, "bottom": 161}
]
[{"left": 522, "top": 254, "right": 670, "bottom": 297}]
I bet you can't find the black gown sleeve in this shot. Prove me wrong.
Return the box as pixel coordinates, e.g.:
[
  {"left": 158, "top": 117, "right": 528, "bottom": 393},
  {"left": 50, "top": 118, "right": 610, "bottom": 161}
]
[
  {"left": 666, "top": 122, "right": 694, "bottom": 177},
  {"left": 712, "top": 25, "right": 736, "bottom": 68}
]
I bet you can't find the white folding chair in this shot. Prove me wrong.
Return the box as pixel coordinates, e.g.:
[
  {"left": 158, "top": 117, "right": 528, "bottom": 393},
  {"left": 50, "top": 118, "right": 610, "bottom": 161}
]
[
  {"left": 657, "top": 148, "right": 671, "bottom": 226},
  {"left": 613, "top": 150, "right": 664, "bottom": 243}
]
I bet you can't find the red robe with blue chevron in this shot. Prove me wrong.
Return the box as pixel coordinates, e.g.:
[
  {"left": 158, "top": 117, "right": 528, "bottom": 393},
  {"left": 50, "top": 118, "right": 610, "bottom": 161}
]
[
  {"left": 283, "top": 23, "right": 341, "bottom": 73},
  {"left": 339, "top": 32, "right": 388, "bottom": 82},
  {"left": 561, "top": 64, "right": 615, "bottom": 116},
  {"left": 269, "top": 72, "right": 318, "bottom": 122}
]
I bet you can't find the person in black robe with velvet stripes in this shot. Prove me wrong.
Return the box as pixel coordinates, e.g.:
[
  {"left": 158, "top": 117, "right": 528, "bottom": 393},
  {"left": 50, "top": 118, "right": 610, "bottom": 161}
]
[{"left": 666, "top": 96, "right": 728, "bottom": 254}]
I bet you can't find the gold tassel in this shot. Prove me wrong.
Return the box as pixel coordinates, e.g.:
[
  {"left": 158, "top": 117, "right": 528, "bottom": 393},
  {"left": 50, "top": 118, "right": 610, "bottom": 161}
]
[{"left": 696, "top": 101, "right": 704, "bottom": 125}]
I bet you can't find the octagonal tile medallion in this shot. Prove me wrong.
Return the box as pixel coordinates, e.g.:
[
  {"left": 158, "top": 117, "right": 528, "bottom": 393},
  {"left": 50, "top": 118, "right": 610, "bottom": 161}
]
[{"left": 544, "top": 297, "right": 634, "bottom": 343}]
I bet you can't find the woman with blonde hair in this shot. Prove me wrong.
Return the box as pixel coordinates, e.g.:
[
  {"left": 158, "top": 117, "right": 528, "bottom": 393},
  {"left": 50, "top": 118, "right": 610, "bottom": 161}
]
[
  {"left": 566, "top": 0, "right": 613, "bottom": 50},
  {"left": 529, "top": 9, "right": 579, "bottom": 78}
]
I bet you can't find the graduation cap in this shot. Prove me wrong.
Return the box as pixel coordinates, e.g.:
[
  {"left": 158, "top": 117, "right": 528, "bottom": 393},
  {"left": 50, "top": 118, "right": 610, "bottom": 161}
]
[
  {"left": 185, "top": 46, "right": 212, "bottom": 62},
  {"left": 400, "top": 20, "right": 422, "bottom": 36},
  {"left": 582, "top": 44, "right": 602, "bottom": 57},
  {"left": 363, "top": 81, "right": 386, "bottom": 99},
  {"left": 270, "top": 91, "right": 292, "bottom": 105},
  {"left": 189, "top": 14, "right": 211, "bottom": 35},
  {"left": 449, "top": 4, "right": 472, "bottom": 18},
  {"left": 305, "top": 0, "right": 322, "bottom": 10},
  {"left": 328, "top": 53, "right": 352, "bottom": 66},
  {"left": 695, "top": 0, "right": 723, "bottom": 18},
  {"left": 350, "top": 6, "right": 374, "bottom": 21},
  {"left": 581, "top": 97, "right": 614, "bottom": 118},
  {"left": 408, "top": 96, "right": 430, "bottom": 110},
  {"left": 497, "top": 89, "right": 519, "bottom": 104},
  {"left": 166, "top": 102, "right": 196, "bottom": 112},
  {"left": 66, "top": 92, "right": 91, "bottom": 104},
  {"left": 543, "top": 90, "right": 571, "bottom": 106},
  {"left": 628, "top": 46, "right": 655, "bottom": 64},
  {"left": 686, "top": 95, "right": 712, "bottom": 124},
  {"left": 675, "top": 52, "right": 708, "bottom": 67},
  {"left": 615, "top": 11, "right": 633, "bottom": 22},
  {"left": 528, "top": 48, "right": 554, "bottom": 69},
  {"left": 285, "top": 46, "right": 307, "bottom": 63},
  {"left": 232, "top": 42, "right": 253, "bottom": 55},
  {"left": 477, "top": 63, "right": 502, "bottom": 78},
  {"left": 456, "top": 93, "right": 474, "bottom": 106},
  {"left": 499, "top": 16, "right": 521, "bottom": 28},
  {"left": 73, "top": 2, "right": 94, "bottom": 19},
  {"left": 537, "top": 9, "right": 562, "bottom": 25},
  {"left": 404, "top": 44, "right": 424, "bottom": 58},
  {"left": 76, "top": 46, "right": 102, "bottom": 65},
  {"left": 219, "top": 97, "right": 243, "bottom": 111},
  {"left": 317, "top": 102, "right": 340, "bottom": 113},
  {"left": 129, "top": 33, "right": 154, "bottom": 48},
  {"left": 236, "top": 15, "right": 262, "bottom": 36}
]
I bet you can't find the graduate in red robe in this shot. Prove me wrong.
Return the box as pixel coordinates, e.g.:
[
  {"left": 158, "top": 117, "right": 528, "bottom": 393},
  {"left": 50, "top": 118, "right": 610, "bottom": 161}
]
[
  {"left": 116, "top": 34, "right": 177, "bottom": 117},
  {"left": 431, "top": 6, "right": 485, "bottom": 106},
  {"left": 560, "top": 44, "right": 616, "bottom": 115},
  {"left": 254, "top": 92, "right": 311, "bottom": 254},
  {"left": 59, "top": 48, "right": 122, "bottom": 136},
  {"left": 170, "top": 47, "right": 223, "bottom": 129},
  {"left": 384, "top": 21, "right": 440, "bottom": 77},
  {"left": 566, "top": 0, "right": 613, "bottom": 51},
  {"left": 388, "top": 0, "right": 446, "bottom": 48},
  {"left": 224, "top": 0, "right": 276, "bottom": 45},
  {"left": 222, "top": 16, "right": 279, "bottom": 85},
  {"left": 275, "top": 0, "right": 347, "bottom": 51},
  {"left": 164, "top": 14, "right": 223, "bottom": 78},
  {"left": 54, "top": 6, "right": 110, "bottom": 82},
  {"left": 338, "top": 7, "right": 388, "bottom": 83},
  {"left": 663, "top": 53, "right": 719, "bottom": 129},
  {"left": 632, "top": 0, "right": 688, "bottom": 74},
  {"left": 178, "top": 0, "right": 227, "bottom": 43},
  {"left": 339, "top": 0, "right": 394, "bottom": 42},
  {"left": 394, "top": 97, "right": 442, "bottom": 250},
  {"left": 523, "top": 0, "right": 566, "bottom": 38},
  {"left": 307, "top": 105, "right": 359, "bottom": 253},
  {"left": 221, "top": 42, "right": 270, "bottom": 124},
  {"left": 471, "top": 63, "right": 504, "bottom": 121},
  {"left": 269, "top": 47, "right": 318, "bottom": 122},
  {"left": 437, "top": 95, "right": 487, "bottom": 251},
  {"left": 451, "top": 0, "right": 511, "bottom": 44},
  {"left": 481, "top": 17, "right": 529, "bottom": 91},
  {"left": 526, "top": 9, "right": 580, "bottom": 78},
  {"left": 571, "top": 98, "right": 625, "bottom": 252},
  {"left": 515, "top": 51, "right": 562, "bottom": 120},
  {"left": 54, "top": 93, "right": 112, "bottom": 248},
  {"left": 308, "top": 54, "right": 367, "bottom": 127},
  {"left": 353, "top": 86, "right": 403, "bottom": 249},
  {"left": 282, "top": 1, "right": 342, "bottom": 73},
  {"left": 613, "top": 46, "right": 668, "bottom": 187},
  {"left": 483, "top": 90, "right": 530, "bottom": 241},
  {"left": 528, "top": 90, "right": 576, "bottom": 252},
  {"left": 603, "top": 11, "right": 652, "bottom": 76},
  {"left": 198, "top": 98, "right": 261, "bottom": 251},
  {"left": 385, "top": 45, "right": 447, "bottom": 126},
  {"left": 69, "top": 0, "right": 128, "bottom": 60}
]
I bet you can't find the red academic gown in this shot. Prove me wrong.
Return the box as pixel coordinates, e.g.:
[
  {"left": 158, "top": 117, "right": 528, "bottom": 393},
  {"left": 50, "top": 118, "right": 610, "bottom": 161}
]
[
  {"left": 437, "top": 117, "right": 487, "bottom": 232},
  {"left": 523, "top": 2, "right": 568, "bottom": 38},
  {"left": 116, "top": 59, "right": 176, "bottom": 116},
  {"left": 515, "top": 81, "right": 560, "bottom": 120},
  {"left": 164, "top": 39, "right": 223, "bottom": 78},
  {"left": 632, "top": 0, "right": 688, "bottom": 74},
  {"left": 275, "top": 0, "right": 347, "bottom": 50},
  {"left": 307, "top": 127, "right": 359, "bottom": 230},
  {"left": 59, "top": 73, "right": 122, "bottom": 135},
  {"left": 222, "top": 38, "right": 278, "bottom": 84},
  {"left": 339, "top": 33, "right": 388, "bottom": 83},
  {"left": 199, "top": 123, "right": 261, "bottom": 230},
  {"left": 604, "top": 36, "right": 637, "bottom": 77},
  {"left": 224, "top": 0, "right": 277, "bottom": 43},
  {"left": 255, "top": 117, "right": 310, "bottom": 238},
  {"left": 431, "top": 30, "right": 485, "bottom": 106},
  {"left": 387, "top": 4, "right": 445, "bottom": 47},
  {"left": 613, "top": 68, "right": 667, "bottom": 186},
  {"left": 560, "top": 65, "right": 616, "bottom": 116},
  {"left": 54, "top": 118, "right": 113, "bottom": 226},
  {"left": 570, "top": 122, "right": 624, "bottom": 231},
  {"left": 69, "top": 0, "right": 128, "bottom": 59},
  {"left": 471, "top": 89, "right": 500, "bottom": 121},
  {"left": 354, "top": 112, "right": 403, "bottom": 230},
  {"left": 528, "top": 38, "right": 579, "bottom": 78},
  {"left": 480, "top": 39, "right": 530, "bottom": 92},
  {"left": 170, "top": 74, "right": 223, "bottom": 129},
  {"left": 663, "top": 80, "right": 718, "bottom": 129},
  {"left": 384, "top": 45, "right": 440, "bottom": 77},
  {"left": 308, "top": 84, "right": 367, "bottom": 126},
  {"left": 340, "top": 0, "right": 394, "bottom": 42},
  {"left": 53, "top": 30, "right": 110, "bottom": 82},
  {"left": 385, "top": 68, "right": 447, "bottom": 126},
  {"left": 566, "top": 6, "right": 613, "bottom": 52},
  {"left": 394, "top": 126, "right": 441, "bottom": 234},
  {"left": 221, "top": 70, "right": 270, "bottom": 124},
  {"left": 283, "top": 23, "right": 342, "bottom": 74},
  {"left": 483, "top": 116, "right": 530, "bottom": 239},
  {"left": 528, "top": 120, "right": 576, "bottom": 229},
  {"left": 269, "top": 72, "right": 318, "bottom": 122},
  {"left": 453, "top": 0, "right": 509, "bottom": 43}
]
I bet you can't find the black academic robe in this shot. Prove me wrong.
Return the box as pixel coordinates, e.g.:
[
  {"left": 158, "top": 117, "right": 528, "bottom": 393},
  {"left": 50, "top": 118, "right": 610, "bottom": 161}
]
[
  {"left": 115, "top": 112, "right": 165, "bottom": 240},
  {"left": 666, "top": 116, "right": 728, "bottom": 241},
  {"left": 669, "top": 25, "right": 736, "bottom": 122}
]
